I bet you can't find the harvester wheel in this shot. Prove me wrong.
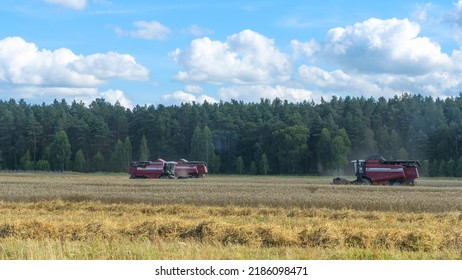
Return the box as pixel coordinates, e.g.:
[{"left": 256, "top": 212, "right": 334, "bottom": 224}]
[
  {"left": 403, "top": 180, "right": 415, "bottom": 186},
  {"left": 389, "top": 180, "right": 401, "bottom": 186},
  {"left": 361, "top": 178, "right": 371, "bottom": 185}
]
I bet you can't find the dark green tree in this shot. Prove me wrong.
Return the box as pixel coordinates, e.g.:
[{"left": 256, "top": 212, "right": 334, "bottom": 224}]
[
  {"left": 190, "top": 126, "right": 220, "bottom": 172},
  {"left": 20, "top": 150, "right": 34, "bottom": 170},
  {"left": 236, "top": 156, "right": 244, "bottom": 174},
  {"left": 139, "top": 135, "right": 150, "bottom": 161},
  {"left": 249, "top": 161, "right": 257, "bottom": 175},
  {"left": 456, "top": 157, "right": 462, "bottom": 177},
  {"left": 272, "top": 124, "right": 309, "bottom": 173},
  {"left": 317, "top": 128, "right": 332, "bottom": 174},
  {"left": 397, "top": 147, "right": 409, "bottom": 160},
  {"left": 446, "top": 158, "right": 455, "bottom": 177},
  {"left": 35, "top": 160, "right": 50, "bottom": 171},
  {"left": 46, "top": 130, "right": 71, "bottom": 171},
  {"left": 190, "top": 126, "right": 203, "bottom": 160},
  {"left": 259, "top": 153, "right": 270, "bottom": 175},
  {"left": 112, "top": 140, "right": 126, "bottom": 172},
  {"left": 26, "top": 113, "right": 42, "bottom": 162},
  {"left": 73, "top": 149, "right": 86, "bottom": 172},
  {"left": 330, "top": 128, "right": 351, "bottom": 174},
  {"left": 91, "top": 151, "right": 105, "bottom": 172},
  {"left": 203, "top": 126, "right": 214, "bottom": 163},
  {"left": 430, "top": 159, "right": 439, "bottom": 177},
  {"left": 421, "top": 159, "right": 430, "bottom": 177},
  {"left": 123, "top": 136, "right": 132, "bottom": 163},
  {"left": 438, "top": 160, "right": 446, "bottom": 177}
]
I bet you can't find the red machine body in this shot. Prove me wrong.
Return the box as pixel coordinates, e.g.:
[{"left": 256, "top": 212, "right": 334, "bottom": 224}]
[
  {"left": 129, "top": 159, "right": 175, "bottom": 179},
  {"left": 129, "top": 159, "right": 208, "bottom": 179},
  {"left": 352, "top": 156, "right": 421, "bottom": 185},
  {"left": 176, "top": 159, "right": 208, "bottom": 178}
]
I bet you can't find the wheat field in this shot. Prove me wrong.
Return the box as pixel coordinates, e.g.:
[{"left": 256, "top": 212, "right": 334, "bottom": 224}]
[{"left": 1, "top": 173, "right": 462, "bottom": 259}]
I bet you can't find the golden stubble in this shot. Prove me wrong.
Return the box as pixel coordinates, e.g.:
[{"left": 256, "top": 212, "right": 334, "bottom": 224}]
[{"left": 0, "top": 173, "right": 462, "bottom": 259}]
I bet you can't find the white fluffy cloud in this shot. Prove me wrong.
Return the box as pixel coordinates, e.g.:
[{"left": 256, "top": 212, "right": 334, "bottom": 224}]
[
  {"left": 100, "top": 89, "right": 133, "bottom": 108},
  {"left": 128, "top": 20, "right": 171, "bottom": 40},
  {"left": 218, "top": 85, "right": 314, "bottom": 103},
  {"left": 0, "top": 36, "right": 148, "bottom": 107},
  {"left": 182, "top": 25, "right": 214, "bottom": 36},
  {"left": 324, "top": 18, "right": 450, "bottom": 75},
  {"left": 71, "top": 52, "right": 149, "bottom": 80},
  {"left": 44, "top": 0, "right": 87, "bottom": 10},
  {"left": 170, "top": 29, "right": 291, "bottom": 84},
  {"left": 298, "top": 65, "right": 393, "bottom": 98},
  {"left": 162, "top": 85, "right": 217, "bottom": 104},
  {"left": 0, "top": 37, "right": 148, "bottom": 86},
  {"left": 183, "top": 85, "right": 204, "bottom": 94},
  {"left": 291, "top": 39, "right": 320, "bottom": 59},
  {"left": 291, "top": 16, "right": 462, "bottom": 101},
  {"left": 168, "top": 20, "right": 462, "bottom": 104},
  {"left": 162, "top": 90, "right": 217, "bottom": 104},
  {"left": 114, "top": 20, "right": 170, "bottom": 40}
]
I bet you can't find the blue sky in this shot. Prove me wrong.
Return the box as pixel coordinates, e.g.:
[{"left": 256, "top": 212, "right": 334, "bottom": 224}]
[{"left": 0, "top": 0, "right": 461, "bottom": 108}]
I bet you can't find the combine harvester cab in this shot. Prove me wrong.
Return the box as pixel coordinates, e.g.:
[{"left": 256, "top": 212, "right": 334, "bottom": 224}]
[
  {"left": 129, "top": 159, "right": 176, "bottom": 179},
  {"left": 334, "top": 155, "right": 421, "bottom": 185}
]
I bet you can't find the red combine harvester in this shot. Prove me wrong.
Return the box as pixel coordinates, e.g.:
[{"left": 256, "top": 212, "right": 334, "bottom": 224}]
[
  {"left": 129, "top": 159, "right": 208, "bottom": 179},
  {"left": 176, "top": 159, "right": 208, "bottom": 178},
  {"left": 333, "top": 155, "right": 421, "bottom": 185}
]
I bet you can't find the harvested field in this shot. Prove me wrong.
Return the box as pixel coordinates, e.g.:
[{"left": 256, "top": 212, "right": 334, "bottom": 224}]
[
  {"left": 1, "top": 173, "right": 462, "bottom": 259},
  {"left": 1, "top": 173, "right": 462, "bottom": 212}
]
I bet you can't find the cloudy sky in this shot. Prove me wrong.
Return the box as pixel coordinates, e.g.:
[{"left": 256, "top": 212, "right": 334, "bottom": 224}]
[{"left": 1, "top": 0, "right": 462, "bottom": 108}]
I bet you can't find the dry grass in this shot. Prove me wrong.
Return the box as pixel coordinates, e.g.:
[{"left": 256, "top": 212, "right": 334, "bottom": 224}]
[
  {"left": 1, "top": 173, "right": 462, "bottom": 259},
  {"left": 1, "top": 173, "right": 462, "bottom": 212}
]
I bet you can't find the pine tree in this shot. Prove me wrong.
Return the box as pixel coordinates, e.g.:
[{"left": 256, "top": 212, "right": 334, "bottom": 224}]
[
  {"left": 455, "top": 157, "right": 462, "bottom": 177},
  {"left": 203, "top": 126, "right": 214, "bottom": 164},
  {"left": 438, "top": 160, "right": 446, "bottom": 177},
  {"left": 397, "top": 147, "right": 409, "bottom": 159},
  {"left": 249, "top": 161, "right": 257, "bottom": 175},
  {"left": 112, "top": 140, "right": 125, "bottom": 172},
  {"left": 73, "top": 149, "right": 86, "bottom": 172},
  {"left": 446, "top": 158, "right": 455, "bottom": 177},
  {"left": 236, "top": 156, "right": 244, "bottom": 174},
  {"left": 46, "top": 130, "right": 71, "bottom": 171},
  {"left": 139, "top": 135, "right": 150, "bottom": 161},
  {"left": 91, "top": 152, "right": 105, "bottom": 172},
  {"left": 190, "top": 126, "right": 203, "bottom": 160},
  {"left": 429, "top": 159, "right": 439, "bottom": 177},
  {"left": 330, "top": 128, "right": 351, "bottom": 174},
  {"left": 421, "top": 160, "right": 430, "bottom": 177},
  {"left": 35, "top": 160, "right": 50, "bottom": 171},
  {"left": 123, "top": 136, "right": 132, "bottom": 163},
  {"left": 20, "top": 150, "right": 34, "bottom": 170},
  {"left": 317, "top": 128, "right": 332, "bottom": 174},
  {"left": 259, "top": 153, "right": 270, "bottom": 175}
]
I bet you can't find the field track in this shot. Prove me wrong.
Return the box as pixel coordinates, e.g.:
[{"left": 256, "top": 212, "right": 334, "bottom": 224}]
[{"left": 1, "top": 173, "right": 462, "bottom": 212}]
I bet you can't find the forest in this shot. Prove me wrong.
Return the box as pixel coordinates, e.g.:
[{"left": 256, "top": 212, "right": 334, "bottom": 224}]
[{"left": 0, "top": 93, "right": 462, "bottom": 177}]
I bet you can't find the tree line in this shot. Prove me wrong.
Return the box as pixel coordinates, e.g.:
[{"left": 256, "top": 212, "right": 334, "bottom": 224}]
[{"left": 1, "top": 93, "right": 462, "bottom": 177}]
